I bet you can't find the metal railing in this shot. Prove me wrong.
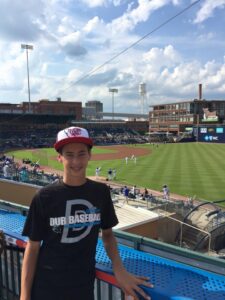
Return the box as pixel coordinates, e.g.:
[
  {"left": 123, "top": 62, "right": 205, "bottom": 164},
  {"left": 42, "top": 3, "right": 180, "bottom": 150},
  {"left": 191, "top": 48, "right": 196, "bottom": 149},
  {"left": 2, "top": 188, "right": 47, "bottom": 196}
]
[
  {"left": 158, "top": 212, "right": 212, "bottom": 253},
  {"left": 1, "top": 231, "right": 225, "bottom": 300},
  {"left": 0, "top": 244, "right": 126, "bottom": 300},
  {"left": 0, "top": 244, "right": 23, "bottom": 300},
  {"left": 207, "top": 211, "right": 225, "bottom": 232}
]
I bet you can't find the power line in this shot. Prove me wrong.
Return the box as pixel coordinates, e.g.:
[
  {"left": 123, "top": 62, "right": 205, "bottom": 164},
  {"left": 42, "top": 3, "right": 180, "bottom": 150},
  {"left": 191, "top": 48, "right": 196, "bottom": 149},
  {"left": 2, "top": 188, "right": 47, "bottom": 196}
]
[
  {"left": 0, "top": 0, "right": 202, "bottom": 126},
  {"left": 58, "top": 0, "right": 202, "bottom": 95}
]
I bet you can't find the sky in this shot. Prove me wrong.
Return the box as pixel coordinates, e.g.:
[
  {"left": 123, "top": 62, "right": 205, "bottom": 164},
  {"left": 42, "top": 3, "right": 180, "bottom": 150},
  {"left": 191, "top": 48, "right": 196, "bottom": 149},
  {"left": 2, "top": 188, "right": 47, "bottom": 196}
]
[{"left": 0, "top": 0, "right": 225, "bottom": 114}]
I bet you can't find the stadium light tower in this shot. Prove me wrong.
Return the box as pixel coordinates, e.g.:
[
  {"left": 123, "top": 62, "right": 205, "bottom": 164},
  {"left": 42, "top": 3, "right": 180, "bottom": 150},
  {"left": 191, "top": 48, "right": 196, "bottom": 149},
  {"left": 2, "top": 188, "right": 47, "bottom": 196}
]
[
  {"left": 139, "top": 83, "right": 147, "bottom": 114},
  {"left": 21, "top": 44, "right": 33, "bottom": 113},
  {"left": 109, "top": 88, "right": 118, "bottom": 120}
]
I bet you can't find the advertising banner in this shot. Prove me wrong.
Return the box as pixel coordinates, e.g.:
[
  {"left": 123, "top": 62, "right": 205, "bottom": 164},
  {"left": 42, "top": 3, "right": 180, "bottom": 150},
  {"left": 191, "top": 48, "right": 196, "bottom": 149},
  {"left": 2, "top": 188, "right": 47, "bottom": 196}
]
[{"left": 197, "top": 126, "right": 225, "bottom": 143}]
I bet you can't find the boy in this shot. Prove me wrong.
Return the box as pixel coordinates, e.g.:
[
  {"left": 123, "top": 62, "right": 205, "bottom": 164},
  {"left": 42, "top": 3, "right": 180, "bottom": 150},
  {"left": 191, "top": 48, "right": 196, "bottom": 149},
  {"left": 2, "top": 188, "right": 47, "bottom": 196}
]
[{"left": 20, "top": 127, "right": 152, "bottom": 300}]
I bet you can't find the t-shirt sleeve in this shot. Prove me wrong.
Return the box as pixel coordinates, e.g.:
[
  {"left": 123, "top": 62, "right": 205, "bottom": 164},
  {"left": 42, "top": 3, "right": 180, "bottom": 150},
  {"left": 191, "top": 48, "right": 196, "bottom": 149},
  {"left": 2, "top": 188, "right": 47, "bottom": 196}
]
[
  {"left": 101, "top": 185, "right": 118, "bottom": 230},
  {"left": 22, "top": 191, "right": 46, "bottom": 241}
]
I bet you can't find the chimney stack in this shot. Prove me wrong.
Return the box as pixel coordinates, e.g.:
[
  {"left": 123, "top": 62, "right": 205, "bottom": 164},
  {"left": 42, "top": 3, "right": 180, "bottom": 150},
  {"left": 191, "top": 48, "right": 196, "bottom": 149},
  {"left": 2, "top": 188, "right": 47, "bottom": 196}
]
[{"left": 199, "top": 83, "right": 202, "bottom": 100}]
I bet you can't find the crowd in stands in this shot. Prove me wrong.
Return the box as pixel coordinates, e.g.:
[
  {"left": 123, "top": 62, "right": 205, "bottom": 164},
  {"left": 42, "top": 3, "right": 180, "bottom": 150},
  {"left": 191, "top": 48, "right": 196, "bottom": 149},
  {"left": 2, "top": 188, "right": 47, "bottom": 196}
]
[
  {"left": 89, "top": 128, "right": 148, "bottom": 145},
  {"left": 0, "top": 127, "right": 148, "bottom": 154},
  {"left": 0, "top": 154, "right": 61, "bottom": 186},
  {"left": 0, "top": 127, "right": 58, "bottom": 152},
  {"left": 109, "top": 185, "right": 155, "bottom": 203}
]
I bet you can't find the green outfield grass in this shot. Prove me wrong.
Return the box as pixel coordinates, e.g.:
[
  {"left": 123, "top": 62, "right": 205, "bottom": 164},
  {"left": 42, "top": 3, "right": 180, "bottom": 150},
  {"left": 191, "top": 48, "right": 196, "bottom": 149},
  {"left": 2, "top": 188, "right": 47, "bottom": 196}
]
[{"left": 8, "top": 143, "right": 225, "bottom": 202}]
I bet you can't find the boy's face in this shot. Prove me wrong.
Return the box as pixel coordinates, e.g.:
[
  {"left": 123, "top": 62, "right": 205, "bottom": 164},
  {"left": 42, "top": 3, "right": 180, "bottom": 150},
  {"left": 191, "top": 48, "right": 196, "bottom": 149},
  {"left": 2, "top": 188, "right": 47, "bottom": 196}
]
[{"left": 58, "top": 142, "right": 91, "bottom": 180}]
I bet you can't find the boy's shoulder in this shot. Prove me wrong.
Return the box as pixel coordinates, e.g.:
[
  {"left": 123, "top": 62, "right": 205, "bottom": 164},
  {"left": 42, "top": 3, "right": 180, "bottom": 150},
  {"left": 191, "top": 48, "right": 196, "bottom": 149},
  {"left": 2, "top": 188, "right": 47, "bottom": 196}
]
[
  {"left": 39, "top": 179, "right": 109, "bottom": 192},
  {"left": 37, "top": 180, "right": 64, "bottom": 195},
  {"left": 87, "top": 178, "right": 109, "bottom": 190}
]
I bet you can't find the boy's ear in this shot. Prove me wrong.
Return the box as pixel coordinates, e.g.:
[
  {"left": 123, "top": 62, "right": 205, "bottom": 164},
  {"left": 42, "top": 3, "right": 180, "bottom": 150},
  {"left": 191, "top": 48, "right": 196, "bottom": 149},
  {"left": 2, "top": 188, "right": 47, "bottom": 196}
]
[
  {"left": 57, "top": 154, "right": 63, "bottom": 163},
  {"left": 88, "top": 151, "right": 92, "bottom": 160}
]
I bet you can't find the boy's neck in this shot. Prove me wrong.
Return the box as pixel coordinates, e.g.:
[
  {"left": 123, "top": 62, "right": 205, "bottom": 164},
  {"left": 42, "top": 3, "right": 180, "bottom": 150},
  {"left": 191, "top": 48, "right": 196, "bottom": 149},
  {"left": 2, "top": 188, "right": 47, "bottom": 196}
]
[{"left": 63, "top": 175, "right": 87, "bottom": 187}]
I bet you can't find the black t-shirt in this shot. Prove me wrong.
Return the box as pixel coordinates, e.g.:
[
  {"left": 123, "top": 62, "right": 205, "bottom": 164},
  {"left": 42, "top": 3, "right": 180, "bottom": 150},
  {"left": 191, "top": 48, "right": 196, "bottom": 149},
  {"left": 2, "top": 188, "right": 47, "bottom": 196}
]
[{"left": 23, "top": 179, "right": 118, "bottom": 288}]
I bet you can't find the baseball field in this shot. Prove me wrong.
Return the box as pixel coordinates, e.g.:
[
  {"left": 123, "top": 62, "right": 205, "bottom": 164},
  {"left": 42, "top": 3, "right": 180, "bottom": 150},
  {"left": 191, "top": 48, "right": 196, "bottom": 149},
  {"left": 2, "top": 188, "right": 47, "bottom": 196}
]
[{"left": 8, "top": 142, "right": 225, "bottom": 202}]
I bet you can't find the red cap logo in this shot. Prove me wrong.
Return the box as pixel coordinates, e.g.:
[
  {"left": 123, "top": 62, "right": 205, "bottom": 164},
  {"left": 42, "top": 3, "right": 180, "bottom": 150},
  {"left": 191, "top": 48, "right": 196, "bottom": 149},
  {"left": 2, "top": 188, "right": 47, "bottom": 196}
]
[{"left": 68, "top": 127, "right": 82, "bottom": 137}]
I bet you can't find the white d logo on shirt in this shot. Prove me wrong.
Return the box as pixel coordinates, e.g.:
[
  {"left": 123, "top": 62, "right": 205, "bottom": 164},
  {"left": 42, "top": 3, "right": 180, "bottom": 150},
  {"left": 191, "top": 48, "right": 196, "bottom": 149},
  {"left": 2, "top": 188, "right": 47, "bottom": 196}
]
[{"left": 61, "top": 199, "right": 100, "bottom": 243}]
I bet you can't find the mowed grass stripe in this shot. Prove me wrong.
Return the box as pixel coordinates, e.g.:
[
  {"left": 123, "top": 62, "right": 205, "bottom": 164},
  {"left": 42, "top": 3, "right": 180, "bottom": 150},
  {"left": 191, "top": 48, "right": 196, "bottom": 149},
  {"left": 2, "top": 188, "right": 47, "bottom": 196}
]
[
  {"left": 187, "top": 144, "right": 213, "bottom": 200},
  {"left": 169, "top": 143, "right": 196, "bottom": 197},
  {"left": 196, "top": 144, "right": 225, "bottom": 199},
  {"left": 143, "top": 145, "right": 173, "bottom": 188},
  {"left": 201, "top": 143, "right": 225, "bottom": 170},
  {"left": 166, "top": 144, "right": 183, "bottom": 191},
  {"left": 196, "top": 144, "right": 225, "bottom": 182},
  {"left": 188, "top": 143, "right": 207, "bottom": 192},
  {"left": 184, "top": 144, "right": 224, "bottom": 200}
]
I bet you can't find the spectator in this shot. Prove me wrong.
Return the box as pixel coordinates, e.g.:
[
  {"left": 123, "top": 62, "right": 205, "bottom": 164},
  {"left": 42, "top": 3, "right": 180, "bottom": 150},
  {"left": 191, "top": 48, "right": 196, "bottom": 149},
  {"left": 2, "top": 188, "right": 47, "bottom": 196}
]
[
  {"left": 131, "top": 185, "right": 137, "bottom": 198},
  {"left": 143, "top": 188, "right": 149, "bottom": 200},
  {"left": 162, "top": 185, "right": 170, "bottom": 200},
  {"left": 112, "top": 168, "right": 116, "bottom": 180},
  {"left": 124, "top": 186, "right": 129, "bottom": 203},
  {"left": 108, "top": 168, "right": 113, "bottom": 180},
  {"left": 3, "top": 162, "right": 12, "bottom": 179},
  {"left": 19, "top": 167, "right": 29, "bottom": 182},
  {"left": 95, "top": 166, "right": 101, "bottom": 178},
  {"left": 20, "top": 126, "right": 152, "bottom": 300}
]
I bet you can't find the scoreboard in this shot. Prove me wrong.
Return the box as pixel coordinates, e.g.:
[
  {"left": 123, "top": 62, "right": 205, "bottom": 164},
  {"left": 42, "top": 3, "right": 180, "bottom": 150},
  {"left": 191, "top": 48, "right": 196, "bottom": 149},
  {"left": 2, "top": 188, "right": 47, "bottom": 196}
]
[{"left": 196, "top": 125, "right": 225, "bottom": 143}]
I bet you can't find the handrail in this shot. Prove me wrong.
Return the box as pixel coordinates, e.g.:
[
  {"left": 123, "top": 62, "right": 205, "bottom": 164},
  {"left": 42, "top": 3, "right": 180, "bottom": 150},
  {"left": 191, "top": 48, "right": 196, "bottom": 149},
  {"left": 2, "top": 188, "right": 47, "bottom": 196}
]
[
  {"left": 0, "top": 230, "right": 5, "bottom": 255},
  {"left": 2, "top": 241, "right": 225, "bottom": 300},
  {"left": 157, "top": 211, "right": 212, "bottom": 253},
  {"left": 174, "top": 201, "right": 215, "bottom": 243},
  {"left": 183, "top": 200, "right": 225, "bottom": 223},
  {"left": 208, "top": 216, "right": 225, "bottom": 232},
  {"left": 194, "top": 223, "right": 225, "bottom": 252}
]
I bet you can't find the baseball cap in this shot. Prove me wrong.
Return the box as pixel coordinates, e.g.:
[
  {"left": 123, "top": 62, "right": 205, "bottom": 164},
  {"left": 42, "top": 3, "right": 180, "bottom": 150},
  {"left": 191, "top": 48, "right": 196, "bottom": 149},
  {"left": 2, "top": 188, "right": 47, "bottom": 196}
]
[{"left": 54, "top": 127, "right": 93, "bottom": 152}]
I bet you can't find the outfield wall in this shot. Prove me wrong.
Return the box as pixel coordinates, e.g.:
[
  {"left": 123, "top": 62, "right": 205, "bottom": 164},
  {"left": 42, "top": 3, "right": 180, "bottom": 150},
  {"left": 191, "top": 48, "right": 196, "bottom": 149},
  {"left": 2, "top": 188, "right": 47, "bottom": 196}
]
[
  {"left": 0, "top": 179, "right": 40, "bottom": 206},
  {"left": 125, "top": 216, "right": 179, "bottom": 243}
]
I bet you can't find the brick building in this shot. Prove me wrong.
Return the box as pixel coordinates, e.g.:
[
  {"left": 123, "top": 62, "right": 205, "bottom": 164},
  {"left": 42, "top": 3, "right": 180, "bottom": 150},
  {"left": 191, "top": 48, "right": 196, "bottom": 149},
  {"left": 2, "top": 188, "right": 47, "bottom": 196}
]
[
  {"left": 149, "top": 99, "right": 225, "bottom": 134},
  {"left": 149, "top": 83, "right": 225, "bottom": 134},
  {"left": 0, "top": 99, "right": 82, "bottom": 120}
]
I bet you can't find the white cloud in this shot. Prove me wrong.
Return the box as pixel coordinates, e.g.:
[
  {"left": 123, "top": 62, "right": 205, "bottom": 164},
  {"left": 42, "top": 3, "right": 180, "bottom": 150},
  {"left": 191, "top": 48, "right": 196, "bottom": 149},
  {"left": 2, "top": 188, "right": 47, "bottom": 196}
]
[
  {"left": 67, "top": 69, "right": 83, "bottom": 82},
  {"left": 193, "top": 0, "right": 225, "bottom": 23},
  {"left": 0, "top": 0, "right": 45, "bottom": 41},
  {"left": 83, "top": 17, "right": 102, "bottom": 33},
  {"left": 143, "top": 45, "right": 181, "bottom": 70},
  {"left": 0, "top": 42, "right": 25, "bottom": 90},
  {"left": 59, "top": 31, "right": 87, "bottom": 56},
  {"left": 0, "top": 0, "right": 225, "bottom": 111},
  {"left": 57, "top": 16, "right": 76, "bottom": 35},
  {"left": 112, "top": 0, "right": 124, "bottom": 6},
  {"left": 205, "top": 58, "right": 225, "bottom": 89},
  {"left": 58, "top": 42, "right": 225, "bottom": 110},
  {"left": 80, "top": 0, "right": 107, "bottom": 8},
  {"left": 172, "top": 0, "right": 181, "bottom": 5},
  {"left": 60, "top": 31, "right": 81, "bottom": 46},
  {"left": 79, "top": 0, "right": 126, "bottom": 8},
  {"left": 108, "top": 0, "right": 170, "bottom": 34}
]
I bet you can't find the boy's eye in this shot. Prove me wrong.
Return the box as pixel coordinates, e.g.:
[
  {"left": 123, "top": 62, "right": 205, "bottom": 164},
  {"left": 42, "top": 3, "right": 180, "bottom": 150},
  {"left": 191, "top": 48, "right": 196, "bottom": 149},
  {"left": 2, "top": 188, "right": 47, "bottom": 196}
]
[
  {"left": 65, "top": 152, "right": 87, "bottom": 159},
  {"left": 78, "top": 153, "right": 86, "bottom": 157}
]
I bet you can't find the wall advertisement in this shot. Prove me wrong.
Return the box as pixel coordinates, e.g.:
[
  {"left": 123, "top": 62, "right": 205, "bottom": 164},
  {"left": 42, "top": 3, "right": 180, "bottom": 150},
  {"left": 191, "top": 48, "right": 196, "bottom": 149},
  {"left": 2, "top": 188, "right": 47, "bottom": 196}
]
[{"left": 197, "top": 126, "right": 225, "bottom": 143}]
